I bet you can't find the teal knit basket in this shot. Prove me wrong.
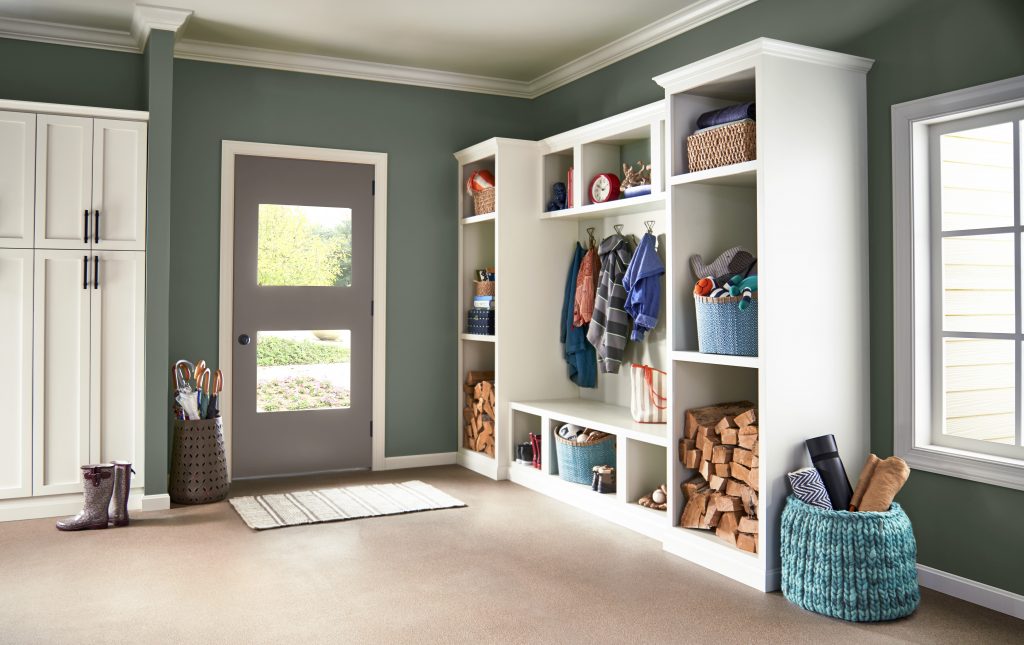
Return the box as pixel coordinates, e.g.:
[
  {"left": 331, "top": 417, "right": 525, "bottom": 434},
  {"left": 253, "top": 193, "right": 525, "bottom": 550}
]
[
  {"left": 554, "top": 434, "right": 616, "bottom": 485},
  {"left": 781, "top": 496, "right": 920, "bottom": 622}
]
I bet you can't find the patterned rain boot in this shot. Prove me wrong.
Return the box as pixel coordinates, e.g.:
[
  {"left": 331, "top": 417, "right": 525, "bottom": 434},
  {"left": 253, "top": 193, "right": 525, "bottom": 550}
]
[
  {"left": 56, "top": 464, "right": 115, "bottom": 531},
  {"left": 109, "top": 461, "right": 133, "bottom": 527}
]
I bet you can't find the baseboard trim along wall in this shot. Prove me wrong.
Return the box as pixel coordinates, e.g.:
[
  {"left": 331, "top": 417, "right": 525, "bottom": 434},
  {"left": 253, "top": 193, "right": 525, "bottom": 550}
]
[
  {"left": 381, "top": 452, "right": 458, "bottom": 470},
  {"left": 140, "top": 494, "right": 171, "bottom": 511},
  {"left": 918, "top": 564, "right": 1024, "bottom": 619}
]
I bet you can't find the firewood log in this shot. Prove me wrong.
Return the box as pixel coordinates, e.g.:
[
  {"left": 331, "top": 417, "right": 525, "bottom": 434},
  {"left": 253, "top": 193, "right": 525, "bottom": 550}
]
[
  {"left": 736, "top": 532, "right": 757, "bottom": 553},
  {"left": 738, "top": 516, "right": 759, "bottom": 534}
]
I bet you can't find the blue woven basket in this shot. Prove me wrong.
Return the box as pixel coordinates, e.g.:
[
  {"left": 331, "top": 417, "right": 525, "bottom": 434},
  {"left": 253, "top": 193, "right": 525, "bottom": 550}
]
[
  {"left": 694, "top": 294, "right": 757, "bottom": 356},
  {"left": 781, "top": 496, "right": 920, "bottom": 622},
  {"left": 554, "top": 434, "right": 616, "bottom": 485}
]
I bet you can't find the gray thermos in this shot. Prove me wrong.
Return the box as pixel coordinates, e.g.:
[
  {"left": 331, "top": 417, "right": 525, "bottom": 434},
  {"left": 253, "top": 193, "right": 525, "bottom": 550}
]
[{"left": 805, "top": 434, "right": 853, "bottom": 511}]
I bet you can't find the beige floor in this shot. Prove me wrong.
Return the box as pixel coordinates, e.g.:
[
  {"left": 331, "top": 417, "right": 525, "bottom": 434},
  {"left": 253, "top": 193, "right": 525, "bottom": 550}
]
[{"left": 0, "top": 465, "right": 1018, "bottom": 644}]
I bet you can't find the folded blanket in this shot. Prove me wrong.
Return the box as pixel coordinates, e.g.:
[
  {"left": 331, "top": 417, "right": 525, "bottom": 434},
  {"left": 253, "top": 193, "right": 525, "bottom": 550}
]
[
  {"left": 787, "top": 467, "right": 832, "bottom": 510},
  {"left": 696, "top": 102, "right": 756, "bottom": 129},
  {"left": 849, "top": 453, "right": 881, "bottom": 511}
]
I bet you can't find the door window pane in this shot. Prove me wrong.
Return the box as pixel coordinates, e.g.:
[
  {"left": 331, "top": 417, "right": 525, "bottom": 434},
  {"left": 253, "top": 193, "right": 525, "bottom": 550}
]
[
  {"left": 940, "top": 122, "right": 1014, "bottom": 231},
  {"left": 943, "top": 338, "right": 1015, "bottom": 445},
  {"left": 256, "top": 330, "right": 351, "bottom": 413},
  {"left": 942, "top": 233, "right": 1015, "bottom": 333},
  {"left": 257, "top": 204, "right": 352, "bottom": 287}
]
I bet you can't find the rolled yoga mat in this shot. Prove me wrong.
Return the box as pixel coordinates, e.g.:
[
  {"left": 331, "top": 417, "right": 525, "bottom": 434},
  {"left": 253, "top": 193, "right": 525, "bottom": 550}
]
[
  {"left": 849, "top": 453, "right": 881, "bottom": 511},
  {"left": 859, "top": 457, "right": 910, "bottom": 512},
  {"left": 805, "top": 434, "right": 853, "bottom": 511}
]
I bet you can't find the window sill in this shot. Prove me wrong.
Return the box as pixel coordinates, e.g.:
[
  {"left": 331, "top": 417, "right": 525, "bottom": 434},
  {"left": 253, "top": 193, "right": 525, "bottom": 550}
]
[{"left": 899, "top": 442, "right": 1024, "bottom": 492}]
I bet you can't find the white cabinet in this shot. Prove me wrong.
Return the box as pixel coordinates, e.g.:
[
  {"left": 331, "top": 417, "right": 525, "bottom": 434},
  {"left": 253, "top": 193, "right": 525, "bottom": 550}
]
[
  {"left": 35, "top": 115, "right": 93, "bottom": 250},
  {"left": 91, "top": 251, "right": 146, "bottom": 477},
  {"left": 0, "top": 112, "right": 36, "bottom": 248},
  {"left": 33, "top": 250, "right": 92, "bottom": 496},
  {"left": 0, "top": 100, "right": 149, "bottom": 520},
  {"left": 0, "top": 250, "right": 33, "bottom": 499},
  {"left": 35, "top": 115, "right": 147, "bottom": 251},
  {"left": 92, "top": 120, "right": 147, "bottom": 250}
]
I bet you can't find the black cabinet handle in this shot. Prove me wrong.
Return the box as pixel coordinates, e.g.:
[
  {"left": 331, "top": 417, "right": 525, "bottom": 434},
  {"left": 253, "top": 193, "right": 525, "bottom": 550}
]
[
  {"left": 94, "top": 210, "right": 100, "bottom": 244},
  {"left": 82, "top": 256, "right": 89, "bottom": 289},
  {"left": 93, "top": 255, "right": 99, "bottom": 289},
  {"left": 83, "top": 210, "right": 90, "bottom": 244}
]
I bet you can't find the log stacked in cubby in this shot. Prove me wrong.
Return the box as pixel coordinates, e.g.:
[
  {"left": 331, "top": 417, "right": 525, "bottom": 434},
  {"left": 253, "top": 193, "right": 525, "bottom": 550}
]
[
  {"left": 463, "top": 370, "right": 496, "bottom": 457},
  {"left": 678, "top": 401, "right": 759, "bottom": 553}
]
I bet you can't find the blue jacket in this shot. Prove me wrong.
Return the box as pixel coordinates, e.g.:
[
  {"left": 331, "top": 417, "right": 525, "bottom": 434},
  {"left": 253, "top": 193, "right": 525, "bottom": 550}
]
[
  {"left": 561, "top": 243, "right": 597, "bottom": 388},
  {"left": 623, "top": 232, "right": 665, "bottom": 341}
]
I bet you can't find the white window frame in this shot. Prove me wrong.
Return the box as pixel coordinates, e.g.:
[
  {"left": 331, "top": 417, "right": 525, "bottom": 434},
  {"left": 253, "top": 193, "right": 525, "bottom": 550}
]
[{"left": 893, "top": 74, "right": 1024, "bottom": 491}]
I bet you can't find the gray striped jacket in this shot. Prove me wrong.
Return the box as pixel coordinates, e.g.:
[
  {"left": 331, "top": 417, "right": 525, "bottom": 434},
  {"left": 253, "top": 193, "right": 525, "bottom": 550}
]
[{"left": 586, "top": 233, "right": 634, "bottom": 373}]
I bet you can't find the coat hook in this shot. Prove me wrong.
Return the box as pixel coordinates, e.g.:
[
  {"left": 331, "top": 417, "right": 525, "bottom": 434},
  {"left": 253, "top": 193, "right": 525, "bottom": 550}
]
[
  {"left": 586, "top": 227, "right": 597, "bottom": 247},
  {"left": 644, "top": 220, "right": 655, "bottom": 234},
  {"left": 613, "top": 224, "right": 624, "bottom": 236}
]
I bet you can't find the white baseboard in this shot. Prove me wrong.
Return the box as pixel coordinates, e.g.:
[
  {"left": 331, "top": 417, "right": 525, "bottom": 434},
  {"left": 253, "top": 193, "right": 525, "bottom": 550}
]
[
  {"left": 918, "top": 564, "right": 1024, "bottom": 619},
  {"left": 381, "top": 452, "right": 457, "bottom": 470},
  {"left": 140, "top": 494, "right": 170, "bottom": 511},
  {"left": 0, "top": 487, "right": 149, "bottom": 522}
]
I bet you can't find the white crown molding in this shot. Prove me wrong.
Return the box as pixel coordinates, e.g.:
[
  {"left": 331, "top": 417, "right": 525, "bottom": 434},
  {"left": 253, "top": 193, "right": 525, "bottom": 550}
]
[
  {"left": 529, "top": 0, "right": 761, "bottom": 97},
  {"left": 131, "top": 3, "right": 192, "bottom": 49},
  {"left": 0, "top": 14, "right": 137, "bottom": 53},
  {"left": 173, "top": 39, "right": 534, "bottom": 98},
  {"left": 0, "top": 0, "right": 760, "bottom": 98}
]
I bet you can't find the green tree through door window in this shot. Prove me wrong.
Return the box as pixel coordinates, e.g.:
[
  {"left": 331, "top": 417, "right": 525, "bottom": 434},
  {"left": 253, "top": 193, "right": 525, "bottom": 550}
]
[{"left": 257, "top": 204, "right": 352, "bottom": 286}]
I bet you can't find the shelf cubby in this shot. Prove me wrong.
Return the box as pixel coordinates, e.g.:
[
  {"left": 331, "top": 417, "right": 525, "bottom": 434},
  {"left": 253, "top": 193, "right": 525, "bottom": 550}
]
[
  {"left": 541, "top": 147, "right": 573, "bottom": 214},
  {"left": 668, "top": 67, "right": 756, "bottom": 179},
  {"left": 622, "top": 439, "right": 668, "bottom": 509},
  {"left": 460, "top": 155, "right": 495, "bottom": 220},
  {"left": 669, "top": 179, "right": 757, "bottom": 354}
]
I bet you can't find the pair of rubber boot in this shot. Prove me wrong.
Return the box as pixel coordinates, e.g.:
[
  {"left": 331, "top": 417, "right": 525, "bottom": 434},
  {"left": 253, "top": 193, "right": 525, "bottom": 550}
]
[{"left": 56, "top": 461, "right": 133, "bottom": 531}]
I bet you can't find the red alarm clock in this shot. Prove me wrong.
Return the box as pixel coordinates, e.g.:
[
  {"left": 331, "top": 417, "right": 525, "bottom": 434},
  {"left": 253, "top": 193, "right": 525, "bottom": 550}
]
[{"left": 589, "top": 173, "right": 620, "bottom": 204}]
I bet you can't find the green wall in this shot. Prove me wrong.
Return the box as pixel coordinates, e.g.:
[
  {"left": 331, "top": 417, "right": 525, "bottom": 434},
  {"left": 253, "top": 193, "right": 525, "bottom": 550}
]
[
  {"left": 530, "top": 0, "right": 1024, "bottom": 595},
  {"left": 0, "top": 38, "right": 144, "bottom": 110},
  {"left": 170, "top": 60, "right": 534, "bottom": 458}
]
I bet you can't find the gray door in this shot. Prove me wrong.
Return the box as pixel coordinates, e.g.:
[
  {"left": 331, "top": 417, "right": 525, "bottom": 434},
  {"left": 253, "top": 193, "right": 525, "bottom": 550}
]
[{"left": 233, "top": 155, "right": 373, "bottom": 478}]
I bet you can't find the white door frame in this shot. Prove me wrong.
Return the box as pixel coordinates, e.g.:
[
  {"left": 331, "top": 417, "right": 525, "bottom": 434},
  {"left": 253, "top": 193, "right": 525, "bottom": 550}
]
[{"left": 219, "top": 140, "right": 387, "bottom": 476}]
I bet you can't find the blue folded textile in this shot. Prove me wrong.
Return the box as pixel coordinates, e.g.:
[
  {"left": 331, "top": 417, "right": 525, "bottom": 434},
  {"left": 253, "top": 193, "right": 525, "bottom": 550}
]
[{"left": 696, "top": 102, "right": 756, "bottom": 129}]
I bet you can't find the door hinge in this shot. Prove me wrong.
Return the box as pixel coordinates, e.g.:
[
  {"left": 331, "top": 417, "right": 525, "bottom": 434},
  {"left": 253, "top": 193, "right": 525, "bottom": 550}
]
[
  {"left": 371, "top": 179, "right": 375, "bottom": 195},
  {"left": 370, "top": 420, "right": 373, "bottom": 437},
  {"left": 371, "top": 299, "right": 374, "bottom": 316}
]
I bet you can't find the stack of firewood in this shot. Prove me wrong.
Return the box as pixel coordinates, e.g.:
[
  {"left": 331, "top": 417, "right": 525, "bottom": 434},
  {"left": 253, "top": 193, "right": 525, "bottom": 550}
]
[
  {"left": 678, "top": 401, "right": 759, "bottom": 553},
  {"left": 463, "top": 371, "right": 495, "bottom": 457}
]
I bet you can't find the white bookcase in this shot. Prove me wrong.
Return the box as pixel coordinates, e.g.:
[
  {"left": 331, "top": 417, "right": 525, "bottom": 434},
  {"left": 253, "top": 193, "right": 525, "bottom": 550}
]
[{"left": 455, "top": 38, "right": 873, "bottom": 591}]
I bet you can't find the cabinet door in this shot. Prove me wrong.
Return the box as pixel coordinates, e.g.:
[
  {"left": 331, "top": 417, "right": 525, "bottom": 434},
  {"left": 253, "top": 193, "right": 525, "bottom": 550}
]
[
  {"left": 33, "top": 250, "right": 91, "bottom": 496},
  {"left": 0, "top": 250, "right": 33, "bottom": 499},
  {"left": 35, "top": 115, "right": 92, "bottom": 250},
  {"left": 92, "top": 120, "right": 147, "bottom": 251},
  {"left": 90, "top": 251, "right": 145, "bottom": 478},
  {"left": 0, "top": 112, "right": 35, "bottom": 249}
]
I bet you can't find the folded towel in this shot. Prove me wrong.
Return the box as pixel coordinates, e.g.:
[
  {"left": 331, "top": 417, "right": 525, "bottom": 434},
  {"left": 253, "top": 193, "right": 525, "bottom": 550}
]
[
  {"left": 849, "top": 453, "right": 881, "bottom": 511},
  {"left": 858, "top": 457, "right": 910, "bottom": 512},
  {"left": 696, "top": 102, "right": 756, "bottom": 129},
  {"left": 787, "top": 467, "right": 832, "bottom": 510}
]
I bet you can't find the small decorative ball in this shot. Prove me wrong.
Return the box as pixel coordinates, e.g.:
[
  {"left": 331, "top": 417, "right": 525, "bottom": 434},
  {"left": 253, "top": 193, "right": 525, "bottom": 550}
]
[{"left": 652, "top": 489, "right": 667, "bottom": 504}]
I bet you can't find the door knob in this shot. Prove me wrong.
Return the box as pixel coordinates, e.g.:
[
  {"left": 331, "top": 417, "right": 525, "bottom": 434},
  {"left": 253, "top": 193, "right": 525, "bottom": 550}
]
[{"left": 238, "top": 334, "right": 251, "bottom": 346}]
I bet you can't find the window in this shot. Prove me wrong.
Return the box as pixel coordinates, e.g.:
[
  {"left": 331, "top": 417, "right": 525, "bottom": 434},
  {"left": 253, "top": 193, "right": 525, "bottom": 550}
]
[
  {"left": 893, "top": 75, "right": 1024, "bottom": 490},
  {"left": 257, "top": 204, "right": 352, "bottom": 287}
]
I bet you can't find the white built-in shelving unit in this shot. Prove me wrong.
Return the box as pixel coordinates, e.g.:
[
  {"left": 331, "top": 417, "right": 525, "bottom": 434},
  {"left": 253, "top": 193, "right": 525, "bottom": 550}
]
[{"left": 454, "top": 38, "right": 872, "bottom": 591}]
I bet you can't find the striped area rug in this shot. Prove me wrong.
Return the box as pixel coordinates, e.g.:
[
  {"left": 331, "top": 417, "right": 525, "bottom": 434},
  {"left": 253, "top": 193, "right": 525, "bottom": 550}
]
[{"left": 229, "top": 480, "right": 466, "bottom": 530}]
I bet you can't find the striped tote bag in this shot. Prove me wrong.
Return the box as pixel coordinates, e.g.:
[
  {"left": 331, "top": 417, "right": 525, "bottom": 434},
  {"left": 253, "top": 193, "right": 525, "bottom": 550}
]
[{"left": 630, "top": 364, "right": 668, "bottom": 424}]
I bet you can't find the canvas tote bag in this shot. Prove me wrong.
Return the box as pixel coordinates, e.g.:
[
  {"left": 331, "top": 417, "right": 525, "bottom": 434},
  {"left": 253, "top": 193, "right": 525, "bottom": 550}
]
[{"left": 631, "top": 364, "right": 668, "bottom": 423}]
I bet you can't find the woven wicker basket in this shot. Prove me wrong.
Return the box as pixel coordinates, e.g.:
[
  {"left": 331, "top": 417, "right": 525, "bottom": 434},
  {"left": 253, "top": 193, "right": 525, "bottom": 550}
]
[
  {"left": 474, "top": 280, "right": 495, "bottom": 297},
  {"left": 781, "top": 496, "right": 920, "bottom": 621},
  {"left": 472, "top": 187, "right": 495, "bottom": 215},
  {"left": 687, "top": 120, "right": 756, "bottom": 172},
  {"left": 554, "top": 433, "right": 615, "bottom": 485},
  {"left": 170, "top": 418, "right": 230, "bottom": 505},
  {"left": 694, "top": 292, "right": 758, "bottom": 356}
]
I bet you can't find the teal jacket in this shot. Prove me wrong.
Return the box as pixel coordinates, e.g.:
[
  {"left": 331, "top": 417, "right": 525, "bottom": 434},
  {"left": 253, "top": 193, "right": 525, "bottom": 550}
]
[{"left": 561, "top": 243, "right": 597, "bottom": 388}]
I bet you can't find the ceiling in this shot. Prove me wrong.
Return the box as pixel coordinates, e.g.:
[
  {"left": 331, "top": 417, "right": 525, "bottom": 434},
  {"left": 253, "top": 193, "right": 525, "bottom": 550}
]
[{"left": 0, "top": 0, "right": 757, "bottom": 95}]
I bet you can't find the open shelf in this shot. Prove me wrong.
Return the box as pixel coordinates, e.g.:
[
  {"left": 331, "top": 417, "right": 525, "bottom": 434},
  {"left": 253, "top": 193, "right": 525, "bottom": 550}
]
[
  {"left": 510, "top": 398, "right": 668, "bottom": 447},
  {"left": 461, "top": 333, "right": 496, "bottom": 342},
  {"left": 541, "top": 193, "right": 665, "bottom": 221},
  {"left": 462, "top": 212, "right": 496, "bottom": 225},
  {"left": 672, "top": 350, "right": 759, "bottom": 368},
  {"left": 669, "top": 160, "right": 757, "bottom": 187}
]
